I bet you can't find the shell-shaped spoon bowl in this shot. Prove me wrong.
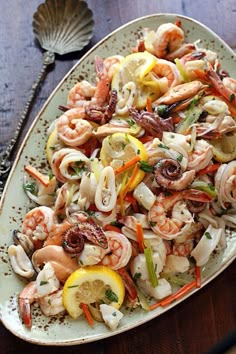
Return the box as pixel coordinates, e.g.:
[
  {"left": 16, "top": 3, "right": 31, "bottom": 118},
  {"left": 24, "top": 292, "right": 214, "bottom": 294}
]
[{"left": 32, "top": 0, "right": 94, "bottom": 55}]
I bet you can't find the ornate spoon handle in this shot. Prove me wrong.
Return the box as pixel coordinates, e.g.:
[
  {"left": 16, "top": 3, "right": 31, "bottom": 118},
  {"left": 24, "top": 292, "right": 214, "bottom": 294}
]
[{"left": 0, "top": 50, "right": 55, "bottom": 197}]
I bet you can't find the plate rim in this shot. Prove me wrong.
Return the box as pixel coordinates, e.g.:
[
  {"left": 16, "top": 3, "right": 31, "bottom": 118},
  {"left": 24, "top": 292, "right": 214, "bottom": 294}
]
[{"left": 0, "top": 13, "right": 236, "bottom": 346}]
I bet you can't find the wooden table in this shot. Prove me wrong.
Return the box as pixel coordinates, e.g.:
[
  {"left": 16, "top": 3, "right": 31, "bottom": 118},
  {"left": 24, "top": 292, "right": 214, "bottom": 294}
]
[{"left": 0, "top": 1, "right": 235, "bottom": 353}]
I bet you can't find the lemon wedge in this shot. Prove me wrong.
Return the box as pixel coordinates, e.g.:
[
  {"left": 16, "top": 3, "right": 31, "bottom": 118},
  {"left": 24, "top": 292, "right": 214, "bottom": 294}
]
[
  {"left": 100, "top": 132, "right": 147, "bottom": 191},
  {"left": 112, "top": 51, "right": 159, "bottom": 109},
  {"left": 62, "top": 265, "right": 125, "bottom": 319},
  {"left": 207, "top": 134, "right": 236, "bottom": 162},
  {"left": 46, "top": 128, "right": 64, "bottom": 167}
]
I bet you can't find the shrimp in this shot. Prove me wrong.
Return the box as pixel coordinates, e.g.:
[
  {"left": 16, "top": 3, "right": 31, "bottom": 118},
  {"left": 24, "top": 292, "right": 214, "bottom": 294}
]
[
  {"left": 153, "top": 58, "right": 181, "bottom": 92},
  {"left": 92, "top": 55, "right": 111, "bottom": 106},
  {"left": 100, "top": 231, "right": 132, "bottom": 270},
  {"left": 152, "top": 23, "right": 184, "bottom": 58},
  {"left": 148, "top": 189, "right": 211, "bottom": 240},
  {"left": 187, "top": 140, "right": 213, "bottom": 171},
  {"left": 104, "top": 55, "right": 124, "bottom": 80},
  {"left": 18, "top": 281, "right": 38, "bottom": 328},
  {"left": 57, "top": 107, "right": 93, "bottom": 147},
  {"left": 38, "top": 289, "right": 65, "bottom": 317},
  {"left": 67, "top": 80, "right": 96, "bottom": 108},
  {"left": 32, "top": 245, "right": 79, "bottom": 283},
  {"left": 154, "top": 80, "right": 205, "bottom": 105},
  {"left": 67, "top": 56, "right": 111, "bottom": 108},
  {"left": 22, "top": 206, "right": 55, "bottom": 245}
]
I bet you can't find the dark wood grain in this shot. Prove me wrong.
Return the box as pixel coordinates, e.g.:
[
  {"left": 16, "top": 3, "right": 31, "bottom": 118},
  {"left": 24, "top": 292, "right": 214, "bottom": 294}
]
[{"left": 0, "top": 1, "right": 235, "bottom": 353}]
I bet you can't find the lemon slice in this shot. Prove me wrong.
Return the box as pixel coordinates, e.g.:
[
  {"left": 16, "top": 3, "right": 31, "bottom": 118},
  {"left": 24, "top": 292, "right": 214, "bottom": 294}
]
[
  {"left": 100, "top": 132, "right": 147, "bottom": 191},
  {"left": 207, "top": 134, "right": 236, "bottom": 162},
  {"left": 112, "top": 51, "right": 159, "bottom": 109},
  {"left": 62, "top": 265, "right": 125, "bottom": 319},
  {"left": 46, "top": 128, "right": 64, "bottom": 167}
]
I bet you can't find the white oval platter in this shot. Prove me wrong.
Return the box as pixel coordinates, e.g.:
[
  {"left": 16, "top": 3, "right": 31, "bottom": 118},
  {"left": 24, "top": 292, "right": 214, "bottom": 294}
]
[{"left": 0, "top": 13, "right": 235, "bottom": 346}]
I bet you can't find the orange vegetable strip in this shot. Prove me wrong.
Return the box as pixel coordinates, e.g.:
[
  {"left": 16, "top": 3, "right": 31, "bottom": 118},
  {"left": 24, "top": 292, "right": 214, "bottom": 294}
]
[
  {"left": 149, "top": 280, "right": 196, "bottom": 310},
  {"left": 146, "top": 97, "right": 153, "bottom": 112},
  {"left": 195, "top": 266, "right": 201, "bottom": 288},
  {"left": 24, "top": 165, "right": 50, "bottom": 187},
  {"left": 121, "top": 163, "right": 140, "bottom": 197},
  {"left": 104, "top": 224, "right": 121, "bottom": 233},
  {"left": 80, "top": 303, "right": 94, "bottom": 326},
  {"left": 114, "top": 156, "right": 141, "bottom": 175},
  {"left": 136, "top": 222, "right": 145, "bottom": 253},
  {"left": 198, "top": 163, "right": 221, "bottom": 176}
]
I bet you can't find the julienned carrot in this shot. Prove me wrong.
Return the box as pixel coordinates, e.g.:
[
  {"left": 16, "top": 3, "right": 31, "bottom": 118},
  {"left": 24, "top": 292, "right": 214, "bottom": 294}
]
[
  {"left": 146, "top": 97, "right": 153, "bottom": 112},
  {"left": 136, "top": 222, "right": 145, "bottom": 253},
  {"left": 195, "top": 266, "right": 201, "bottom": 288},
  {"left": 104, "top": 224, "right": 121, "bottom": 233},
  {"left": 149, "top": 280, "right": 197, "bottom": 310},
  {"left": 114, "top": 156, "right": 141, "bottom": 175},
  {"left": 121, "top": 162, "right": 140, "bottom": 197},
  {"left": 80, "top": 303, "right": 94, "bottom": 326},
  {"left": 198, "top": 163, "right": 221, "bottom": 175}
]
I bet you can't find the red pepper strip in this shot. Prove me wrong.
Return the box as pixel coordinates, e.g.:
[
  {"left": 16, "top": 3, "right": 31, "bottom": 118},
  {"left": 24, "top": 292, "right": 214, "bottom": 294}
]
[
  {"left": 117, "top": 267, "right": 138, "bottom": 300},
  {"left": 136, "top": 222, "right": 145, "bottom": 253},
  {"left": 124, "top": 193, "right": 139, "bottom": 212},
  {"left": 149, "top": 280, "right": 197, "bottom": 310},
  {"left": 172, "top": 116, "right": 182, "bottom": 124},
  {"left": 198, "top": 163, "right": 221, "bottom": 176},
  {"left": 139, "top": 135, "right": 154, "bottom": 144},
  {"left": 104, "top": 224, "right": 121, "bottom": 233},
  {"left": 195, "top": 266, "right": 201, "bottom": 288},
  {"left": 80, "top": 303, "right": 94, "bottom": 326}
]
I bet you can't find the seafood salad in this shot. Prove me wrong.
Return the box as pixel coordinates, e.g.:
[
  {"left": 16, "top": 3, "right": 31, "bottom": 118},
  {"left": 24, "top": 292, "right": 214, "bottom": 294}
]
[{"left": 8, "top": 20, "right": 236, "bottom": 331}]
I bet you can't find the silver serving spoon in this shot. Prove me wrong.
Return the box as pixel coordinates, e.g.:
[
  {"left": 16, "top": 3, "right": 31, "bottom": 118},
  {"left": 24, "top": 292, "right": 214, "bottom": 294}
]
[{"left": 0, "top": 0, "right": 94, "bottom": 196}]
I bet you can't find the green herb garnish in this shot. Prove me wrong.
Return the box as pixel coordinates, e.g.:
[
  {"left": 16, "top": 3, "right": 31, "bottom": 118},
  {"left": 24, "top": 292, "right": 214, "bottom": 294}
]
[
  {"left": 205, "top": 232, "right": 212, "bottom": 239},
  {"left": 105, "top": 289, "right": 118, "bottom": 302},
  {"left": 139, "top": 160, "right": 154, "bottom": 173},
  {"left": 23, "top": 182, "right": 37, "bottom": 195}
]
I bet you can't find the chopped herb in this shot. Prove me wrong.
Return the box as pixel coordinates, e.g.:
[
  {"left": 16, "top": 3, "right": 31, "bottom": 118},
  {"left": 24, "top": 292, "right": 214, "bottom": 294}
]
[
  {"left": 49, "top": 146, "right": 55, "bottom": 150},
  {"left": 139, "top": 160, "right": 154, "bottom": 173},
  {"left": 121, "top": 142, "right": 126, "bottom": 149},
  {"left": 133, "top": 272, "right": 142, "bottom": 280},
  {"left": 158, "top": 143, "right": 169, "bottom": 149},
  {"left": 23, "top": 182, "right": 37, "bottom": 195},
  {"left": 48, "top": 299, "right": 51, "bottom": 305},
  {"left": 112, "top": 312, "right": 117, "bottom": 317},
  {"left": 177, "top": 154, "right": 183, "bottom": 163},
  {"left": 79, "top": 260, "right": 84, "bottom": 265},
  {"left": 40, "top": 280, "right": 48, "bottom": 286},
  {"left": 208, "top": 183, "right": 215, "bottom": 191},
  {"left": 105, "top": 289, "right": 118, "bottom": 302},
  {"left": 205, "top": 231, "right": 212, "bottom": 239},
  {"left": 171, "top": 134, "right": 175, "bottom": 138},
  {"left": 48, "top": 171, "right": 54, "bottom": 180},
  {"left": 149, "top": 221, "right": 157, "bottom": 227},
  {"left": 68, "top": 284, "right": 79, "bottom": 289},
  {"left": 110, "top": 220, "right": 123, "bottom": 228},
  {"left": 86, "top": 210, "right": 95, "bottom": 216},
  {"left": 127, "top": 119, "right": 135, "bottom": 127},
  {"left": 137, "top": 149, "right": 140, "bottom": 154},
  {"left": 230, "top": 93, "right": 235, "bottom": 102},
  {"left": 73, "top": 160, "right": 87, "bottom": 176}
]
